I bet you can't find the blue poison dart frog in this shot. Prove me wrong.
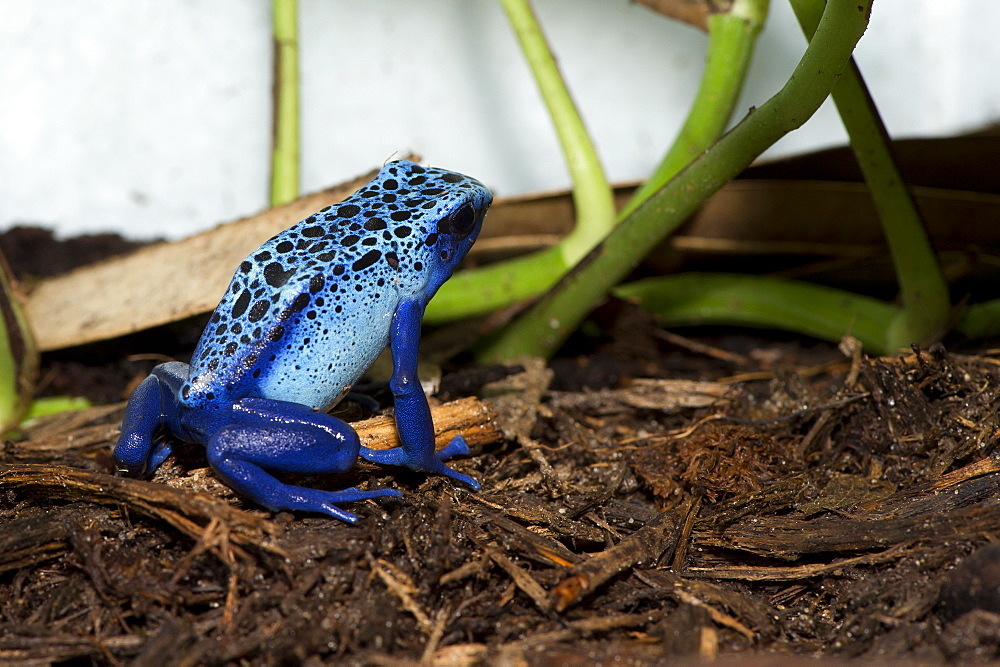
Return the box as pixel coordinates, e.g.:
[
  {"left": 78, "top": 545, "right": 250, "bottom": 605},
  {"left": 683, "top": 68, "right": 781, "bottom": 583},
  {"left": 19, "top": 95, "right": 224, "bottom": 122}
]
[{"left": 113, "top": 160, "right": 492, "bottom": 523}]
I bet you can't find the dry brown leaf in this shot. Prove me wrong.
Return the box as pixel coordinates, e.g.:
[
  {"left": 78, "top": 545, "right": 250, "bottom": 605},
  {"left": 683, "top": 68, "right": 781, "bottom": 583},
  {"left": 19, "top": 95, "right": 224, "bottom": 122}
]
[
  {"left": 635, "top": 0, "right": 712, "bottom": 30},
  {"left": 25, "top": 136, "right": 1000, "bottom": 352},
  {"left": 25, "top": 168, "right": 382, "bottom": 351}
]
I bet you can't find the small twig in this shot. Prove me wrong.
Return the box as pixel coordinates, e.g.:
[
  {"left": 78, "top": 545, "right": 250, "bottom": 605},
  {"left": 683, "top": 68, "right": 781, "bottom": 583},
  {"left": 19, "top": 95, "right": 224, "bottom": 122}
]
[
  {"left": 367, "top": 553, "right": 431, "bottom": 630},
  {"left": 839, "top": 335, "right": 865, "bottom": 387},
  {"left": 568, "top": 463, "right": 628, "bottom": 520},
  {"left": 634, "top": 571, "right": 755, "bottom": 641},
  {"left": 517, "top": 434, "right": 564, "bottom": 492},
  {"left": 496, "top": 612, "right": 660, "bottom": 648},
  {"left": 419, "top": 604, "right": 452, "bottom": 665},
  {"left": 550, "top": 503, "right": 688, "bottom": 611},
  {"left": 169, "top": 517, "right": 235, "bottom": 585},
  {"left": 221, "top": 572, "right": 239, "bottom": 634},
  {"left": 438, "top": 555, "right": 489, "bottom": 586},
  {"left": 653, "top": 327, "right": 750, "bottom": 366},
  {"left": 485, "top": 547, "right": 551, "bottom": 613},
  {"left": 715, "top": 394, "right": 868, "bottom": 427},
  {"left": 686, "top": 542, "right": 916, "bottom": 582},
  {"left": 669, "top": 492, "right": 703, "bottom": 570},
  {"left": 464, "top": 522, "right": 552, "bottom": 613},
  {"left": 481, "top": 511, "right": 581, "bottom": 567}
]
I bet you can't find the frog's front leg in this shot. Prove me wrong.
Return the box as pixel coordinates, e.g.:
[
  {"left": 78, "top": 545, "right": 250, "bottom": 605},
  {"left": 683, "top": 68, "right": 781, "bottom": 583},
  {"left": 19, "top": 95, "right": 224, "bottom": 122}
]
[
  {"left": 205, "top": 398, "right": 403, "bottom": 523},
  {"left": 114, "top": 361, "right": 189, "bottom": 476},
  {"left": 360, "top": 299, "right": 480, "bottom": 489}
]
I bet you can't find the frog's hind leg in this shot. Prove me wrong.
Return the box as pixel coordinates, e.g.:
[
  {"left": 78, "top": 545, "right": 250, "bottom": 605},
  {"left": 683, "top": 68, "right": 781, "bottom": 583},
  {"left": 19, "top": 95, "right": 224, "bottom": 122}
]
[{"left": 205, "top": 397, "right": 402, "bottom": 523}]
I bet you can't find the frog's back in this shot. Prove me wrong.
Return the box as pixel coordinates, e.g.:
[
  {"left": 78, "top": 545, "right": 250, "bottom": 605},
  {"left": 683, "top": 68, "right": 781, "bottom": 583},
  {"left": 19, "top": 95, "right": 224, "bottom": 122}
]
[{"left": 180, "top": 160, "right": 491, "bottom": 411}]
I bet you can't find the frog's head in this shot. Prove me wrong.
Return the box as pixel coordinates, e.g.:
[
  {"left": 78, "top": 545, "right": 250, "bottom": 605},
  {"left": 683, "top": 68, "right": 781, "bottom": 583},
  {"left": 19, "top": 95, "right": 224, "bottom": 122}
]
[
  {"left": 384, "top": 161, "right": 492, "bottom": 297},
  {"left": 427, "top": 171, "right": 492, "bottom": 287}
]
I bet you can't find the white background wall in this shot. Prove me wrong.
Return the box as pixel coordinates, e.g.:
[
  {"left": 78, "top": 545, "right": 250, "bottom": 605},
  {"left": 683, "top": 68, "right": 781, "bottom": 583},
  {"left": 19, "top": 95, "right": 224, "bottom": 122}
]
[{"left": 2, "top": 1, "right": 998, "bottom": 240}]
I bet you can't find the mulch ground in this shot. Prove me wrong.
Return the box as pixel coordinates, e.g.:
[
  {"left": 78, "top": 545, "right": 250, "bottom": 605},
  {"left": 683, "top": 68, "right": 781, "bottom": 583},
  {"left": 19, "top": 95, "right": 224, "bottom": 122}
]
[
  {"left": 4, "top": 308, "right": 1000, "bottom": 664},
  {"left": 2, "top": 227, "right": 1000, "bottom": 664}
]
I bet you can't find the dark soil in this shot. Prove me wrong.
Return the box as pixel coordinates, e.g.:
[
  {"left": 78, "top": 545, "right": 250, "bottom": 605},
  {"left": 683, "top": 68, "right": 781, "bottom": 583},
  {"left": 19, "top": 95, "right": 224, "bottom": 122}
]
[
  {"left": 3, "top": 233, "right": 1000, "bottom": 664},
  {"left": 0, "top": 226, "right": 149, "bottom": 281}
]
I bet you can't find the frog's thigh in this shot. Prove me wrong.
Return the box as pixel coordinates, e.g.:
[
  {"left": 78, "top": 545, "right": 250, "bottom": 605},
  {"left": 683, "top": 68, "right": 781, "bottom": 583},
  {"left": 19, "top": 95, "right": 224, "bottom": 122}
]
[
  {"left": 210, "top": 397, "right": 362, "bottom": 474},
  {"left": 204, "top": 402, "right": 402, "bottom": 521},
  {"left": 205, "top": 423, "right": 400, "bottom": 521}
]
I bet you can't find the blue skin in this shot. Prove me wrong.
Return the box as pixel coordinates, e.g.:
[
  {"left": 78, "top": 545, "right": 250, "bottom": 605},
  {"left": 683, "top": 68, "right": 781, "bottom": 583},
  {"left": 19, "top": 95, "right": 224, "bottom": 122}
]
[{"left": 113, "top": 160, "right": 492, "bottom": 523}]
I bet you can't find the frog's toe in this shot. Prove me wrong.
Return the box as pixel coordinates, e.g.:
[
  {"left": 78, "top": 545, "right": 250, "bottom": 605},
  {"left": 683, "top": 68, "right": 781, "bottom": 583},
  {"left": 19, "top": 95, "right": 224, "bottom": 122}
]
[
  {"left": 328, "top": 486, "right": 405, "bottom": 502},
  {"left": 434, "top": 437, "right": 480, "bottom": 489},
  {"left": 263, "top": 487, "right": 362, "bottom": 523},
  {"left": 446, "top": 467, "right": 481, "bottom": 490},
  {"left": 437, "top": 435, "right": 471, "bottom": 460},
  {"left": 289, "top": 486, "right": 403, "bottom": 523},
  {"left": 316, "top": 502, "right": 361, "bottom": 524},
  {"left": 356, "top": 442, "right": 479, "bottom": 489},
  {"left": 424, "top": 459, "right": 480, "bottom": 490},
  {"left": 148, "top": 440, "right": 174, "bottom": 470}
]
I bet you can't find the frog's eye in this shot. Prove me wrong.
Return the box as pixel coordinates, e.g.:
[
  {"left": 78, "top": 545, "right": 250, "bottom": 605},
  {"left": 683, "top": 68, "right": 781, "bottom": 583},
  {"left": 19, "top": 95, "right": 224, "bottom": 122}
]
[{"left": 442, "top": 203, "right": 478, "bottom": 237}]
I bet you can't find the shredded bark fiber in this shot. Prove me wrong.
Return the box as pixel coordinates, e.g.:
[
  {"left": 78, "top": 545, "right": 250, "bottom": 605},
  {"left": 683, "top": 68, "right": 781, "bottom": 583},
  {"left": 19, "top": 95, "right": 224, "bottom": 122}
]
[{"left": 3, "top": 339, "right": 1000, "bottom": 664}]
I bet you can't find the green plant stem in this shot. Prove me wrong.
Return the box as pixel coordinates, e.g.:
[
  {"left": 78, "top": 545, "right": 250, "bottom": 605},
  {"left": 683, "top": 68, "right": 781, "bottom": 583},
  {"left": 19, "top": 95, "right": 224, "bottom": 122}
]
[
  {"left": 621, "top": 0, "right": 769, "bottom": 219},
  {"left": 789, "top": 0, "right": 949, "bottom": 350},
  {"left": 477, "top": 0, "right": 872, "bottom": 362},
  {"left": 0, "top": 252, "right": 38, "bottom": 436},
  {"left": 270, "top": 0, "right": 300, "bottom": 206},
  {"left": 0, "top": 311, "right": 22, "bottom": 433},
  {"left": 425, "top": 0, "right": 614, "bottom": 323},
  {"left": 614, "top": 274, "right": 897, "bottom": 352},
  {"left": 426, "top": 244, "right": 567, "bottom": 324},
  {"left": 429, "top": 0, "right": 765, "bottom": 323},
  {"left": 497, "top": 0, "right": 614, "bottom": 246},
  {"left": 22, "top": 396, "right": 91, "bottom": 424}
]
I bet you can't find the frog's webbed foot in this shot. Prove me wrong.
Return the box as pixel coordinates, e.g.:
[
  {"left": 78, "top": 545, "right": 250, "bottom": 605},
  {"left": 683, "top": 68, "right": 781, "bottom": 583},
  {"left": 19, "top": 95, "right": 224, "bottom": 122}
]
[
  {"left": 431, "top": 435, "right": 480, "bottom": 490},
  {"left": 360, "top": 436, "right": 480, "bottom": 491},
  {"left": 206, "top": 398, "right": 402, "bottom": 522},
  {"left": 427, "top": 441, "right": 481, "bottom": 490}
]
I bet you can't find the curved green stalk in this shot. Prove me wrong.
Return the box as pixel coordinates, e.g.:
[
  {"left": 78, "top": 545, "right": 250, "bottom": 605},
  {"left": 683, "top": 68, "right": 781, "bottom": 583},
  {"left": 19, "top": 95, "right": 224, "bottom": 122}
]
[
  {"left": 621, "top": 0, "right": 769, "bottom": 218},
  {"left": 0, "top": 252, "right": 38, "bottom": 437},
  {"left": 497, "top": 0, "right": 614, "bottom": 248},
  {"left": 615, "top": 274, "right": 897, "bottom": 352},
  {"left": 608, "top": 0, "right": 943, "bottom": 357},
  {"left": 789, "top": 0, "right": 949, "bottom": 350},
  {"left": 428, "top": 0, "right": 766, "bottom": 324},
  {"left": 477, "top": 0, "right": 873, "bottom": 361},
  {"left": 425, "top": 0, "right": 614, "bottom": 323},
  {"left": 270, "top": 0, "right": 300, "bottom": 206},
  {"left": 426, "top": 244, "right": 568, "bottom": 324}
]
